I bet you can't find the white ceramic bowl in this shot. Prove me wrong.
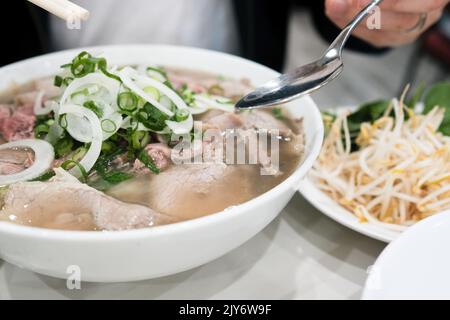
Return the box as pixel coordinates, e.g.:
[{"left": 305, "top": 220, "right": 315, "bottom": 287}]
[{"left": 0, "top": 45, "right": 323, "bottom": 282}]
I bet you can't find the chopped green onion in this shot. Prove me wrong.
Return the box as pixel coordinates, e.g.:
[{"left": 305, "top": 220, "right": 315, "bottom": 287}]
[
  {"left": 72, "top": 146, "right": 88, "bottom": 163},
  {"left": 54, "top": 137, "right": 74, "bottom": 157},
  {"left": 71, "top": 58, "right": 96, "bottom": 78},
  {"left": 101, "top": 119, "right": 117, "bottom": 133},
  {"left": 59, "top": 114, "right": 68, "bottom": 129},
  {"left": 34, "top": 123, "right": 50, "bottom": 139},
  {"left": 117, "top": 92, "right": 138, "bottom": 112},
  {"left": 63, "top": 77, "right": 74, "bottom": 86},
  {"left": 54, "top": 76, "right": 63, "bottom": 87},
  {"left": 131, "top": 131, "right": 150, "bottom": 150},
  {"left": 97, "top": 58, "right": 122, "bottom": 82},
  {"left": 31, "top": 170, "right": 56, "bottom": 182},
  {"left": 143, "top": 86, "right": 160, "bottom": 101},
  {"left": 63, "top": 51, "right": 121, "bottom": 82},
  {"left": 61, "top": 160, "right": 88, "bottom": 182},
  {"left": 101, "top": 141, "right": 116, "bottom": 154},
  {"left": 137, "top": 103, "right": 168, "bottom": 131},
  {"left": 146, "top": 66, "right": 168, "bottom": 79},
  {"left": 175, "top": 109, "right": 189, "bottom": 122},
  {"left": 93, "top": 147, "right": 126, "bottom": 175},
  {"left": 215, "top": 98, "right": 233, "bottom": 105}
]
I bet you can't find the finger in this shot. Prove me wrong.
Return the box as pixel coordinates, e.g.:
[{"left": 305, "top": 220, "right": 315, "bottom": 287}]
[
  {"left": 357, "top": 0, "right": 450, "bottom": 13},
  {"left": 347, "top": 9, "right": 443, "bottom": 47},
  {"left": 330, "top": 8, "right": 443, "bottom": 33}
]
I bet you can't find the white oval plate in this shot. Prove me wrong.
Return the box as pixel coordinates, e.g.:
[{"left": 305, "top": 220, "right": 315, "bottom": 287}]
[
  {"left": 298, "top": 178, "right": 399, "bottom": 243},
  {"left": 362, "top": 211, "right": 450, "bottom": 299}
]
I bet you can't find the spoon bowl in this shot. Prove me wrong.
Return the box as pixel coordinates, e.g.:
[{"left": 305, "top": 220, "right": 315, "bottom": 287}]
[{"left": 236, "top": 55, "right": 343, "bottom": 109}]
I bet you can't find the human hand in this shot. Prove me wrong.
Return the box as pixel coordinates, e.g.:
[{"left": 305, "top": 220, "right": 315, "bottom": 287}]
[{"left": 325, "top": 0, "right": 449, "bottom": 47}]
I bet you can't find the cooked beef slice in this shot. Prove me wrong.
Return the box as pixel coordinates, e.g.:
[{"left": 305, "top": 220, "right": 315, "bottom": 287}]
[{"left": 0, "top": 180, "right": 176, "bottom": 231}]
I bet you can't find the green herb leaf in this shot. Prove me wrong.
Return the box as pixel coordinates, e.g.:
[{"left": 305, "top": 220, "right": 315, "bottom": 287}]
[
  {"left": 137, "top": 103, "right": 168, "bottom": 131},
  {"left": 407, "top": 82, "right": 426, "bottom": 109},
  {"left": 137, "top": 148, "right": 160, "bottom": 174},
  {"left": 101, "top": 171, "right": 134, "bottom": 184},
  {"left": 424, "top": 82, "right": 450, "bottom": 136},
  {"left": 348, "top": 100, "right": 390, "bottom": 125}
]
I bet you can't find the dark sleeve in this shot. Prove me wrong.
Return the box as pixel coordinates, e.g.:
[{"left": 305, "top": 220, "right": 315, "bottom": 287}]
[
  {"left": 233, "top": 0, "right": 290, "bottom": 72},
  {"left": 0, "top": 1, "right": 49, "bottom": 67},
  {"left": 305, "top": 1, "right": 389, "bottom": 54}
]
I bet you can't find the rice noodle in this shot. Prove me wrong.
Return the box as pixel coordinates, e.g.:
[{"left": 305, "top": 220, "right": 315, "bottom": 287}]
[{"left": 311, "top": 94, "right": 450, "bottom": 233}]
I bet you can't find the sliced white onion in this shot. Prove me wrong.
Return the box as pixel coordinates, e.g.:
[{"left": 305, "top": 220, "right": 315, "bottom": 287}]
[
  {"left": 45, "top": 102, "right": 65, "bottom": 145},
  {"left": 65, "top": 102, "right": 122, "bottom": 142},
  {"left": 195, "top": 95, "right": 234, "bottom": 113},
  {"left": 118, "top": 67, "right": 174, "bottom": 116},
  {"left": 160, "top": 95, "right": 174, "bottom": 110},
  {"left": 0, "top": 139, "right": 54, "bottom": 185},
  {"left": 136, "top": 64, "right": 167, "bottom": 82},
  {"left": 121, "top": 116, "right": 150, "bottom": 132},
  {"left": 165, "top": 113, "right": 194, "bottom": 135},
  {"left": 189, "top": 100, "right": 210, "bottom": 115},
  {"left": 147, "top": 70, "right": 167, "bottom": 82},
  {"left": 126, "top": 68, "right": 188, "bottom": 110},
  {"left": 59, "top": 104, "right": 102, "bottom": 178},
  {"left": 33, "top": 90, "right": 52, "bottom": 116},
  {"left": 60, "top": 73, "right": 120, "bottom": 109}
]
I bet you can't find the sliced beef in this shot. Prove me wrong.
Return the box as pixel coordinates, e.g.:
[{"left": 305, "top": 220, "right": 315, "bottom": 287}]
[
  {"left": 202, "top": 112, "right": 244, "bottom": 131},
  {"left": 239, "top": 110, "right": 292, "bottom": 137},
  {"left": 34, "top": 78, "right": 61, "bottom": 99},
  {"left": 15, "top": 78, "right": 61, "bottom": 107},
  {"left": 0, "top": 148, "right": 34, "bottom": 175},
  {"left": 109, "top": 163, "right": 257, "bottom": 220},
  {"left": 0, "top": 180, "right": 176, "bottom": 231},
  {"left": 133, "top": 143, "right": 172, "bottom": 173},
  {"left": 0, "top": 104, "right": 36, "bottom": 141}
]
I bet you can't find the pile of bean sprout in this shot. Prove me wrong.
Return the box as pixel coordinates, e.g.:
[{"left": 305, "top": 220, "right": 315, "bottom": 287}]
[{"left": 311, "top": 91, "right": 450, "bottom": 232}]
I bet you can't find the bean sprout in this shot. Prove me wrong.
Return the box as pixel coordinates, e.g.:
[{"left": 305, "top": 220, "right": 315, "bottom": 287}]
[{"left": 311, "top": 93, "right": 450, "bottom": 232}]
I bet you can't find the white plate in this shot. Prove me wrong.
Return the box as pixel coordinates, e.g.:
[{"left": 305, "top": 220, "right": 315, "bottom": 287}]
[
  {"left": 298, "top": 178, "right": 399, "bottom": 243},
  {"left": 362, "top": 211, "right": 450, "bottom": 299}
]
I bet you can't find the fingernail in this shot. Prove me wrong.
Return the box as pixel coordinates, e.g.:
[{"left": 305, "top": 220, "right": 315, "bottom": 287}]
[{"left": 328, "top": 0, "right": 350, "bottom": 17}]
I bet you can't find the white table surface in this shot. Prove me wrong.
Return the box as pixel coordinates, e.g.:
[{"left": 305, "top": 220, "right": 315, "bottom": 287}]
[{"left": 0, "top": 192, "right": 386, "bottom": 300}]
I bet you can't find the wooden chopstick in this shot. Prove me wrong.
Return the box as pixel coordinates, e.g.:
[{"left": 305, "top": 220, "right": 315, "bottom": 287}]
[{"left": 28, "top": 0, "right": 89, "bottom": 21}]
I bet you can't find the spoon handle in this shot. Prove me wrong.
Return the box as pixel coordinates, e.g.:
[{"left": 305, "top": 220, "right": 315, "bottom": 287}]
[{"left": 327, "top": 0, "right": 384, "bottom": 56}]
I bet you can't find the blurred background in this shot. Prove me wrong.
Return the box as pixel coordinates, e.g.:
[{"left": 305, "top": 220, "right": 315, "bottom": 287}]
[
  {"left": 286, "top": 7, "right": 450, "bottom": 107},
  {"left": 3, "top": 0, "right": 450, "bottom": 109}
]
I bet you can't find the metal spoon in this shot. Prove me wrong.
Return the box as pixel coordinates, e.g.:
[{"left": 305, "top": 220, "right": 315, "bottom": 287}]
[{"left": 236, "top": 0, "right": 383, "bottom": 110}]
